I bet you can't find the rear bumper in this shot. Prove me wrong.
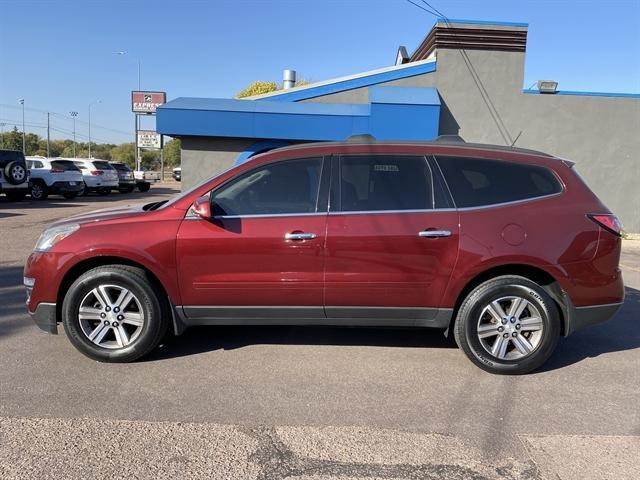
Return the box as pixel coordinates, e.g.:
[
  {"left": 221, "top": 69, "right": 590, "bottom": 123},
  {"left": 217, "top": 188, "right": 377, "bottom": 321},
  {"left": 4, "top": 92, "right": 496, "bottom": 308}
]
[
  {"left": 49, "top": 181, "right": 82, "bottom": 193},
  {"left": 567, "top": 301, "right": 624, "bottom": 336},
  {"left": 28, "top": 302, "right": 58, "bottom": 334}
]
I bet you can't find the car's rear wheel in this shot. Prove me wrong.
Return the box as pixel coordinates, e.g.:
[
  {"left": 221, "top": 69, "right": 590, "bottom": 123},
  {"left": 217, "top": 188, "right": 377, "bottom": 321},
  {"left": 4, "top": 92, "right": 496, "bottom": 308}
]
[
  {"left": 79, "top": 182, "right": 88, "bottom": 196},
  {"left": 62, "top": 265, "right": 169, "bottom": 362},
  {"left": 453, "top": 275, "right": 560, "bottom": 375},
  {"left": 30, "top": 181, "right": 48, "bottom": 200},
  {"left": 137, "top": 182, "right": 151, "bottom": 192}
]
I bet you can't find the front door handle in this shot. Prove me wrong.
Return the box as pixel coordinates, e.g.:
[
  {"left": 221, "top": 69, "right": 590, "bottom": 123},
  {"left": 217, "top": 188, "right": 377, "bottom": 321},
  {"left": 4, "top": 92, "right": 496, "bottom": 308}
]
[
  {"left": 419, "top": 230, "right": 451, "bottom": 238},
  {"left": 285, "top": 232, "right": 317, "bottom": 241}
]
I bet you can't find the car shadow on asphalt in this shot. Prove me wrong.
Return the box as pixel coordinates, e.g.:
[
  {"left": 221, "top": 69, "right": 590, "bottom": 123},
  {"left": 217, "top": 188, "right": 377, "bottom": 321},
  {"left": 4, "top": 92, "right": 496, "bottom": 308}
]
[
  {"left": 540, "top": 286, "right": 640, "bottom": 372},
  {"left": 146, "top": 287, "right": 640, "bottom": 369},
  {"left": 0, "top": 186, "right": 179, "bottom": 209}
]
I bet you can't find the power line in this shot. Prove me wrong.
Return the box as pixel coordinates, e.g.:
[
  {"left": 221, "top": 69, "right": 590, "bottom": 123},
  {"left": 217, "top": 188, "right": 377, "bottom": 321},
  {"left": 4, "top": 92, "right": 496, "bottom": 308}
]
[
  {"left": 0, "top": 103, "right": 132, "bottom": 137},
  {"left": 404, "top": 0, "right": 515, "bottom": 145}
]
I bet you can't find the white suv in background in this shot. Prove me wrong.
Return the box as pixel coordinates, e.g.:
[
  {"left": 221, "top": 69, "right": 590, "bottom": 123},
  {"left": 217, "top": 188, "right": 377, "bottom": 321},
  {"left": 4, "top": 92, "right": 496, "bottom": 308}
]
[
  {"left": 70, "top": 158, "right": 119, "bottom": 195},
  {"left": 26, "top": 157, "right": 84, "bottom": 200}
]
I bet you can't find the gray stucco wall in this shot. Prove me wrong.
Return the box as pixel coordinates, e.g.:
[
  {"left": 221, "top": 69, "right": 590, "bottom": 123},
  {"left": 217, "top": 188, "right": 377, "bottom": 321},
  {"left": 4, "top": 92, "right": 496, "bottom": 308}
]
[
  {"left": 180, "top": 137, "right": 256, "bottom": 189},
  {"left": 179, "top": 47, "right": 639, "bottom": 231}
]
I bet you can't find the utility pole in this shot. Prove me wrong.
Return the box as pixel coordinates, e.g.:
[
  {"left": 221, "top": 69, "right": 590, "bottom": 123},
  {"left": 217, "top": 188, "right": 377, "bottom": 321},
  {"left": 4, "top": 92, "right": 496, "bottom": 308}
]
[
  {"left": 70, "top": 111, "right": 78, "bottom": 157},
  {"left": 19, "top": 99, "right": 25, "bottom": 154},
  {"left": 46, "top": 112, "right": 51, "bottom": 158},
  {"left": 0, "top": 122, "right": 5, "bottom": 148}
]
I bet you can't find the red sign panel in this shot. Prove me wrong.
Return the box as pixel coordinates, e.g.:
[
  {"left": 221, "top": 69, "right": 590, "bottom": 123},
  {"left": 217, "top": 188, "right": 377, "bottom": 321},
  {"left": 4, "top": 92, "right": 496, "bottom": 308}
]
[{"left": 131, "top": 91, "right": 166, "bottom": 114}]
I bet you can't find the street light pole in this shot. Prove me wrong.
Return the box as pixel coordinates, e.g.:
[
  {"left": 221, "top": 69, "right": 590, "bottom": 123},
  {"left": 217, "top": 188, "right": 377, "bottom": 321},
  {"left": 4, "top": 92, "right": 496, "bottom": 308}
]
[
  {"left": 19, "top": 99, "right": 25, "bottom": 153},
  {"left": 114, "top": 51, "right": 142, "bottom": 169},
  {"left": 88, "top": 100, "right": 101, "bottom": 159},
  {"left": 70, "top": 111, "right": 78, "bottom": 158}
]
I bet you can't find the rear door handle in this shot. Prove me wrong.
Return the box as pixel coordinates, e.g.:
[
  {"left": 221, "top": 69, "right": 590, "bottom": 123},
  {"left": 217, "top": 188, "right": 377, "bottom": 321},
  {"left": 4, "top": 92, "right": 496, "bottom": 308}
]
[
  {"left": 419, "top": 230, "right": 451, "bottom": 238},
  {"left": 285, "top": 232, "right": 317, "bottom": 241}
]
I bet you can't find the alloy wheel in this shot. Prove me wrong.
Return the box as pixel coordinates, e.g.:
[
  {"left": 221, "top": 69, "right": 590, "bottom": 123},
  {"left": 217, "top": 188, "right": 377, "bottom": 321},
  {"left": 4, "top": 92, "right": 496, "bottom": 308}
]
[
  {"left": 78, "top": 284, "right": 145, "bottom": 349},
  {"left": 476, "top": 296, "right": 544, "bottom": 360}
]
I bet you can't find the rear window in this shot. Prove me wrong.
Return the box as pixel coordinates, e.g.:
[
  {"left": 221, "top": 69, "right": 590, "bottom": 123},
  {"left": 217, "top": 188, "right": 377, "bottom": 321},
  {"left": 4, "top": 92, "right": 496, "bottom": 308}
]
[
  {"left": 0, "top": 150, "right": 25, "bottom": 165},
  {"left": 92, "top": 161, "right": 113, "bottom": 170},
  {"left": 111, "top": 163, "right": 131, "bottom": 172},
  {"left": 51, "top": 160, "right": 80, "bottom": 171},
  {"left": 436, "top": 156, "right": 562, "bottom": 208}
]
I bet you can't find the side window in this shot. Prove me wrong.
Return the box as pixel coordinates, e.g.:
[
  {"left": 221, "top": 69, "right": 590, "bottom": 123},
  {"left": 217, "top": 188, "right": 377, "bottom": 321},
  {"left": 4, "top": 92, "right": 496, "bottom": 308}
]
[
  {"left": 35, "top": 161, "right": 44, "bottom": 169},
  {"left": 436, "top": 156, "right": 562, "bottom": 208},
  {"left": 211, "top": 157, "right": 323, "bottom": 216},
  {"left": 337, "top": 155, "right": 433, "bottom": 212}
]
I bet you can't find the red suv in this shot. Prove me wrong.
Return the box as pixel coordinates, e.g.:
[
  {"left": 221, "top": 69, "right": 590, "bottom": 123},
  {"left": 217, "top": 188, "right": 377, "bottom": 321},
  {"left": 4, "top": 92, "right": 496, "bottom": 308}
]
[{"left": 24, "top": 139, "right": 624, "bottom": 374}]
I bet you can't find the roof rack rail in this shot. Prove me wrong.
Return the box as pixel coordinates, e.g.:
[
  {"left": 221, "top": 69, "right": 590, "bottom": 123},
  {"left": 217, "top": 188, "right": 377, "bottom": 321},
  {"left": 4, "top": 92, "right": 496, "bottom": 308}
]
[
  {"left": 433, "top": 135, "right": 466, "bottom": 144},
  {"left": 346, "top": 134, "right": 376, "bottom": 143}
]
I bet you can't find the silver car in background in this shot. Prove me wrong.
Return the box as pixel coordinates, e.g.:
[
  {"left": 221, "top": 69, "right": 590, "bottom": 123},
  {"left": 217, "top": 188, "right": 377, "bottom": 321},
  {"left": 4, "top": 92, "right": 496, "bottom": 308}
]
[{"left": 69, "top": 158, "right": 119, "bottom": 196}]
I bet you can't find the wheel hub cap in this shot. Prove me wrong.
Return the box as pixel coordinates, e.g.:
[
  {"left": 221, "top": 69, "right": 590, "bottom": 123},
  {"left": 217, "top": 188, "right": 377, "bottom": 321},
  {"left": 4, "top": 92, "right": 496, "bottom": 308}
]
[
  {"left": 78, "top": 284, "right": 145, "bottom": 349},
  {"left": 476, "top": 296, "right": 544, "bottom": 361}
]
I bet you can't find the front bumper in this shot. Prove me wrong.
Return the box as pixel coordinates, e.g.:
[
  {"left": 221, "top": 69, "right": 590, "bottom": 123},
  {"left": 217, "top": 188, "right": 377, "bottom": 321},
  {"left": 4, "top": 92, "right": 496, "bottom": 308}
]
[{"left": 28, "top": 302, "right": 58, "bottom": 334}]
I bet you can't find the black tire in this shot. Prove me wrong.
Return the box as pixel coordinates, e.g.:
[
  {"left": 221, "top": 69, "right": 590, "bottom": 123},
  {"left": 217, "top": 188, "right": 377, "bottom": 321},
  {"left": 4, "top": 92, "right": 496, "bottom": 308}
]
[
  {"left": 5, "top": 190, "right": 27, "bottom": 201},
  {"left": 137, "top": 182, "right": 151, "bottom": 192},
  {"left": 453, "top": 275, "right": 560, "bottom": 375},
  {"left": 62, "top": 265, "right": 169, "bottom": 362},
  {"left": 62, "top": 192, "right": 78, "bottom": 200},
  {"left": 79, "top": 182, "right": 88, "bottom": 196},
  {"left": 97, "top": 187, "right": 111, "bottom": 196},
  {"left": 30, "top": 180, "right": 49, "bottom": 200},
  {"left": 4, "top": 161, "right": 28, "bottom": 185}
]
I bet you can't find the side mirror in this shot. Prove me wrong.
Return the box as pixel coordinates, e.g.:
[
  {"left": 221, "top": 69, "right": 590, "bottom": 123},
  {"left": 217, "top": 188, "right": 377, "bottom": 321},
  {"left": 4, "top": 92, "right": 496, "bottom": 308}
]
[{"left": 191, "top": 195, "right": 212, "bottom": 219}]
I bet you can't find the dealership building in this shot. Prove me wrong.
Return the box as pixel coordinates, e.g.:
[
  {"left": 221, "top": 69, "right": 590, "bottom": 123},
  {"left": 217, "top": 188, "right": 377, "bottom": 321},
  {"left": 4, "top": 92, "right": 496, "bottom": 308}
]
[{"left": 157, "top": 19, "right": 640, "bottom": 231}]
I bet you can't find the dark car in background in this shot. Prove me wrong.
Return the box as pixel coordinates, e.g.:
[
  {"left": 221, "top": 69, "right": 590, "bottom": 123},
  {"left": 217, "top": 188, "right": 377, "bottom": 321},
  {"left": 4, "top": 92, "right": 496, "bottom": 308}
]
[
  {"left": 110, "top": 162, "right": 137, "bottom": 193},
  {"left": 0, "top": 149, "right": 30, "bottom": 201}
]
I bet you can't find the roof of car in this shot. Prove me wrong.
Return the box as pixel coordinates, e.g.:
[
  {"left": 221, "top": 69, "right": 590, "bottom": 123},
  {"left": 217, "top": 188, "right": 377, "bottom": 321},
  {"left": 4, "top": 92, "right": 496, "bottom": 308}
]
[{"left": 261, "top": 136, "right": 554, "bottom": 158}]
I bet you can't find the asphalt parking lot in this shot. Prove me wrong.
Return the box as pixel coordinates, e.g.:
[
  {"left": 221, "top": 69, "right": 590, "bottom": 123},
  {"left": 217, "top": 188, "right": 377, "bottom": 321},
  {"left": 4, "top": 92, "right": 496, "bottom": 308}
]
[{"left": 1, "top": 186, "right": 638, "bottom": 480}]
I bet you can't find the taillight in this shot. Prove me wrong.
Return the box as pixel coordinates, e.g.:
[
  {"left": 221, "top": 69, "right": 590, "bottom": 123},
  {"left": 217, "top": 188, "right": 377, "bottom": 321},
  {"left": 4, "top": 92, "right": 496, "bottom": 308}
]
[
  {"left": 90, "top": 170, "right": 104, "bottom": 176},
  {"left": 588, "top": 214, "right": 622, "bottom": 237},
  {"left": 49, "top": 169, "right": 64, "bottom": 174}
]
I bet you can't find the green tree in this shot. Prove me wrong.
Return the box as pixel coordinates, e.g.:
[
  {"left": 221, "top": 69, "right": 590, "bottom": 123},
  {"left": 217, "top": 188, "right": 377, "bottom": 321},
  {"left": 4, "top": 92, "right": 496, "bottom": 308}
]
[
  {"left": 235, "top": 80, "right": 278, "bottom": 98},
  {"left": 2, "top": 127, "right": 22, "bottom": 151},
  {"left": 110, "top": 143, "right": 136, "bottom": 167},
  {"left": 163, "top": 138, "right": 181, "bottom": 167}
]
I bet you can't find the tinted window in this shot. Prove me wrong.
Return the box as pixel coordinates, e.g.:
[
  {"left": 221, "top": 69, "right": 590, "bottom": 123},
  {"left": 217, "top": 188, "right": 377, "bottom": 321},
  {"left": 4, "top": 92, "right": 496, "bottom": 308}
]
[
  {"left": 93, "top": 161, "right": 113, "bottom": 170},
  {"left": 212, "top": 157, "right": 323, "bottom": 216},
  {"left": 51, "top": 160, "right": 80, "bottom": 171},
  {"left": 437, "top": 156, "right": 562, "bottom": 208},
  {"left": 337, "top": 155, "right": 433, "bottom": 212},
  {"left": 111, "top": 163, "right": 131, "bottom": 172},
  {"left": 0, "top": 150, "right": 24, "bottom": 164}
]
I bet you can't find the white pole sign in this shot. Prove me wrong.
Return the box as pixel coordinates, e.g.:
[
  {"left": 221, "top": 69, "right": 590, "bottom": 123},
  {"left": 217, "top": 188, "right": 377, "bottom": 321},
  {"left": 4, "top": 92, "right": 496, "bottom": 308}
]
[{"left": 137, "top": 130, "right": 162, "bottom": 149}]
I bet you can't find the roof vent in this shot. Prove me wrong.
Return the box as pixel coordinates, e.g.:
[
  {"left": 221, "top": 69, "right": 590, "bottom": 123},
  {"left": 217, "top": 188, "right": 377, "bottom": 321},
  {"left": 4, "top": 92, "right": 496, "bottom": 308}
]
[
  {"left": 433, "top": 135, "right": 466, "bottom": 144},
  {"left": 346, "top": 134, "right": 376, "bottom": 143},
  {"left": 283, "top": 70, "right": 296, "bottom": 90}
]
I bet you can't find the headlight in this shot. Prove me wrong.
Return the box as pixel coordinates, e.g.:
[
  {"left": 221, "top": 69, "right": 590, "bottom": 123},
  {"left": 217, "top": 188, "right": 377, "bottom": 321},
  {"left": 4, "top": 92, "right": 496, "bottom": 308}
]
[{"left": 34, "top": 223, "right": 80, "bottom": 252}]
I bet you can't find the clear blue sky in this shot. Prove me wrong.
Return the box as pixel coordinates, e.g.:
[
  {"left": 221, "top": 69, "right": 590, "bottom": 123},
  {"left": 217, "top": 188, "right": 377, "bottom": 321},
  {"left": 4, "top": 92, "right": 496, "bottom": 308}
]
[{"left": 1, "top": 0, "right": 639, "bottom": 144}]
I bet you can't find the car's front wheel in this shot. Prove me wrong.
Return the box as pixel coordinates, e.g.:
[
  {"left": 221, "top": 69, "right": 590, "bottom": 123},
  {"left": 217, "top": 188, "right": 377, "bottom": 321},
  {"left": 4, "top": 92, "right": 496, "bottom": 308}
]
[
  {"left": 453, "top": 275, "right": 560, "bottom": 375},
  {"left": 30, "top": 181, "right": 48, "bottom": 200},
  {"left": 62, "top": 265, "right": 169, "bottom": 362}
]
